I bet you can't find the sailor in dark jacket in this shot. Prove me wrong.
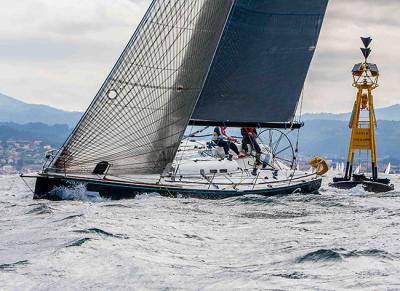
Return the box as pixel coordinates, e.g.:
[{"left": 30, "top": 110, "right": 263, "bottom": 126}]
[
  {"left": 241, "top": 127, "right": 262, "bottom": 166},
  {"left": 212, "top": 126, "right": 240, "bottom": 160},
  {"left": 241, "top": 128, "right": 260, "bottom": 153}
]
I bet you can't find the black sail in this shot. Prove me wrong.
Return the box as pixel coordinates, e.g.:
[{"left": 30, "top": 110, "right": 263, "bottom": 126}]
[
  {"left": 190, "top": 0, "right": 329, "bottom": 128},
  {"left": 48, "top": 0, "right": 234, "bottom": 175}
]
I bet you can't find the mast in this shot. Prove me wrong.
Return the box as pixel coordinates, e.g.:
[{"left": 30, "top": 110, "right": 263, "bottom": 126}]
[{"left": 344, "top": 37, "right": 379, "bottom": 181}]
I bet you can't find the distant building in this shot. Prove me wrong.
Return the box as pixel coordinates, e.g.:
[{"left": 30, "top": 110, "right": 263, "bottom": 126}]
[{"left": 1, "top": 165, "right": 17, "bottom": 174}]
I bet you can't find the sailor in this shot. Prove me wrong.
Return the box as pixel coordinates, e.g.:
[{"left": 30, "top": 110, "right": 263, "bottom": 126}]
[
  {"left": 241, "top": 127, "right": 262, "bottom": 165},
  {"left": 212, "top": 126, "right": 240, "bottom": 161}
]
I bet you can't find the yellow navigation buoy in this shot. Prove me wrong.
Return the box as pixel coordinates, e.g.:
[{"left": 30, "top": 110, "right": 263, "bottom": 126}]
[
  {"left": 345, "top": 37, "right": 380, "bottom": 180},
  {"left": 330, "top": 37, "right": 394, "bottom": 192}
]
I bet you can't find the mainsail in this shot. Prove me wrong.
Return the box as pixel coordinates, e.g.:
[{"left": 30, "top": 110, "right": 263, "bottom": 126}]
[
  {"left": 191, "top": 0, "right": 328, "bottom": 127},
  {"left": 48, "top": 0, "right": 234, "bottom": 175}
]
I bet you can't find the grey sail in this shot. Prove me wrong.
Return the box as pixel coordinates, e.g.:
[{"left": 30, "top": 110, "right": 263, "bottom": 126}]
[
  {"left": 47, "top": 0, "right": 234, "bottom": 175},
  {"left": 191, "top": 0, "right": 329, "bottom": 128}
]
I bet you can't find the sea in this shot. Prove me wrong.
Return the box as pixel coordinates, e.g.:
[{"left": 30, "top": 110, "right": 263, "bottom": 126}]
[{"left": 1, "top": 174, "right": 400, "bottom": 291}]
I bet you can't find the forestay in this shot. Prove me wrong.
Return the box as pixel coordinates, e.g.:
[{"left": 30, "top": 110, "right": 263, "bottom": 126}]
[
  {"left": 191, "top": 0, "right": 328, "bottom": 127},
  {"left": 48, "top": 0, "right": 234, "bottom": 175}
]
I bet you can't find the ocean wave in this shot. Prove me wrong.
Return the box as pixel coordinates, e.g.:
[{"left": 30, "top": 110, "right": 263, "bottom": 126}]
[
  {"left": 25, "top": 203, "right": 53, "bottom": 215},
  {"left": 135, "top": 192, "right": 161, "bottom": 199},
  {"left": 241, "top": 210, "right": 308, "bottom": 220},
  {"left": 48, "top": 184, "right": 107, "bottom": 202},
  {"left": 296, "top": 249, "right": 343, "bottom": 263},
  {"left": 183, "top": 234, "right": 204, "bottom": 241},
  {"left": 272, "top": 271, "right": 309, "bottom": 280},
  {"left": 217, "top": 195, "right": 280, "bottom": 206},
  {"left": 297, "top": 248, "right": 395, "bottom": 264},
  {"left": 1, "top": 175, "right": 400, "bottom": 289},
  {"left": 73, "top": 228, "right": 129, "bottom": 239},
  {"left": 65, "top": 237, "right": 92, "bottom": 248},
  {"left": 234, "top": 196, "right": 276, "bottom": 205},
  {"left": 100, "top": 204, "right": 132, "bottom": 208},
  {"left": 56, "top": 214, "right": 84, "bottom": 221},
  {"left": 343, "top": 249, "right": 394, "bottom": 260},
  {"left": 0, "top": 260, "right": 30, "bottom": 272}
]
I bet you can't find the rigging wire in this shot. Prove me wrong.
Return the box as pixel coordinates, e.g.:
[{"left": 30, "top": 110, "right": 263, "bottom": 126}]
[
  {"left": 174, "top": 125, "right": 195, "bottom": 177},
  {"left": 293, "top": 87, "right": 305, "bottom": 169},
  {"left": 184, "top": 126, "right": 209, "bottom": 138},
  {"left": 20, "top": 176, "right": 35, "bottom": 195},
  {"left": 47, "top": 0, "right": 234, "bottom": 176},
  {"left": 289, "top": 87, "right": 305, "bottom": 183},
  {"left": 295, "top": 88, "right": 305, "bottom": 154}
]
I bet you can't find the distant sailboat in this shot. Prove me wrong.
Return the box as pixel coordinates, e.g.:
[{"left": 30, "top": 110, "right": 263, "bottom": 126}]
[
  {"left": 353, "top": 165, "right": 361, "bottom": 174},
  {"left": 385, "top": 163, "right": 392, "bottom": 175},
  {"left": 337, "top": 163, "right": 342, "bottom": 173}
]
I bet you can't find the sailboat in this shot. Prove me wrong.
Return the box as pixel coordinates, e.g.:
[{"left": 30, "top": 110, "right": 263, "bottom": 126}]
[
  {"left": 384, "top": 163, "right": 391, "bottom": 175},
  {"left": 22, "top": 0, "right": 329, "bottom": 200},
  {"left": 354, "top": 165, "right": 361, "bottom": 175},
  {"left": 334, "top": 162, "right": 339, "bottom": 173}
]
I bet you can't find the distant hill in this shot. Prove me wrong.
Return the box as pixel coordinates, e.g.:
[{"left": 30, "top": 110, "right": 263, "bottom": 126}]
[
  {"left": 303, "top": 104, "right": 400, "bottom": 121},
  {"left": 0, "top": 122, "right": 70, "bottom": 146},
  {"left": 2, "top": 91, "right": 400, "bottom": 126},
  {"left": 1, "top": 120, "right": 398, "bottom": 164},
  {"left": 299, "top": 119, "right": 400, "bottom": 161},
  {"left": 0, "top": 93, "right": 82, "bottom": 128},
  {"left": 0, "top": 120, "right": 399, "bottom": 163},
  {"left": 0, "top": 92, "right": 399, "bottom": 163},
  {"left": 300, "top": 105, "right": 400, "bottom": 162}
]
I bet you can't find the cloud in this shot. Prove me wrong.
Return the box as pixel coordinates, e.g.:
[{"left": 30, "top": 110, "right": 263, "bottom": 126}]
[
  {"left": 0, "top": 0, "right": 399, "bottom": 113},
  {"left": 0, "top": 0, "right": 150, "bottom": 111},
  {"left": 304, "top": 0, "right": 400, "bottom": 113}
]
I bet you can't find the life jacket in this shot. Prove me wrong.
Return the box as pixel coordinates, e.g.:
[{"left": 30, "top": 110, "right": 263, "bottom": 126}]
[
  {"left": 220, "top": 127, "right": 227, "bottom": 136},
  {"left": 241, "top": 127, "right": 256, "bottom": 136}
]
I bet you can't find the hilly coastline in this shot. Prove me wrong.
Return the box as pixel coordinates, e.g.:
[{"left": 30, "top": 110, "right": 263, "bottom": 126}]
[
  {"left": 302, "top": 104, "right": 400, "bottom": 122},
  {"left": 0, "top": 93, "right": 399, "bottom": 173},
  {"left": 0, "top": 93, "right": 81, "bottom": 128}
]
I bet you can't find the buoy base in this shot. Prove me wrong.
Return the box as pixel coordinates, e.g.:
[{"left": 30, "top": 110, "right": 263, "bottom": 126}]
[{"left": 330, "top": 175, "right": 394, "bottom": 193}]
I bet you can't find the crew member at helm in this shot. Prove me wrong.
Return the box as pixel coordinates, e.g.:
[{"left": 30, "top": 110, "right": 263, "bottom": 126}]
[{"left": 241, "top": 127, "right": 262, "bottom": 165}]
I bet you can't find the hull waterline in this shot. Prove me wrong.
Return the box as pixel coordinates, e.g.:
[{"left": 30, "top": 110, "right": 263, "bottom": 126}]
[{"left": 30, "top": 175, "right": 322, "bottom": 200}]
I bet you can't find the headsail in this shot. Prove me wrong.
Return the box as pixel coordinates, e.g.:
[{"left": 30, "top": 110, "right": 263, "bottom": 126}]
[
  {"left": 48, "top": 0, "right": 234, "bottom": 175},
  {"left": 354, "top": 165, "right": 361, "bottom": 175},
  {"left": 191, "top": 0, "right": 328, "bottom": 128},
  {"left": 385, "top": 163, "right": 391, "bottom": 175}
]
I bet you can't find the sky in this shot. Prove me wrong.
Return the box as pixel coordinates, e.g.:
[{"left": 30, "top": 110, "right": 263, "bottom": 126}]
[{"left": 0, "top": 0, "right": 399, "bottom": 113}]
